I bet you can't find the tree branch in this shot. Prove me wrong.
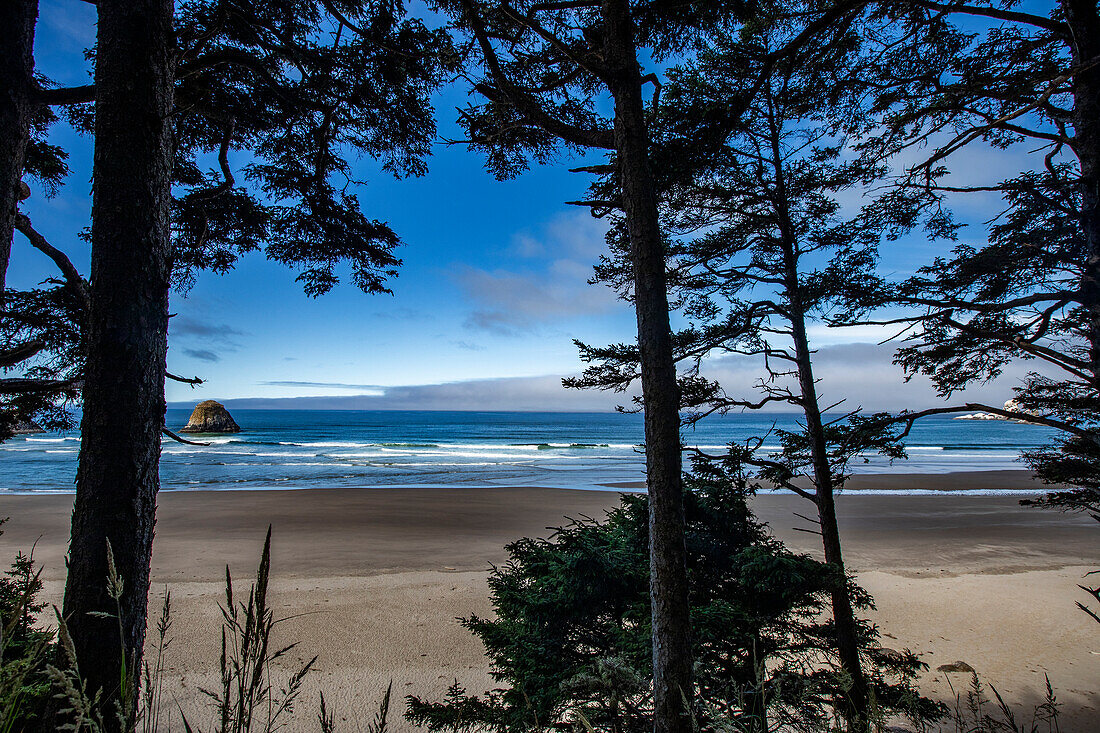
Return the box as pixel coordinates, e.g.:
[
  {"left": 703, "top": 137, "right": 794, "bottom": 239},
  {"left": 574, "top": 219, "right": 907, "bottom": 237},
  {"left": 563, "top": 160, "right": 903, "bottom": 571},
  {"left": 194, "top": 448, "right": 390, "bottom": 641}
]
[
  {"left": 500, "top": 1, "right": 610, "bottom": 82},
  {"left": 909, "top": 0, "right": 1068, "bottom": 35},
  {"left": 0, "top": 341, "right": 45, "bottom": 368},
  {"left": 0, "top": 378, "right": 82, "bottom": 396},
  {"left": 166, "top": 372, "right": 204, "bottom": 386},
  {"left": 877, "top": 403, "right": 1095, "bottom": 442},
  {"left": 460, "top": 0, "right": 615, "bottom": 150},
  {"left": 14, "top": 214, "right": 90, "bottom": 308},
  {"left": 162, "top": 426, "right": 210, "bottom": 446},
  {"left": 33, "top": 84, "right": 96, "bottom": 106}
]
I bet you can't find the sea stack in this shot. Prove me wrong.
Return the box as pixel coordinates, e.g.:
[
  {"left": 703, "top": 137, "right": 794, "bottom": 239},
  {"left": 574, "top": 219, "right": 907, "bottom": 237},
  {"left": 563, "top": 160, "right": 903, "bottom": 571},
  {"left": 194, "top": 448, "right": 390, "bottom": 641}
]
[
  {"left": 180, "top": 400, "right": 241, "bottom": 433},
  {"left": 13, "top": 420, "right": 44, "bottom": 435}
]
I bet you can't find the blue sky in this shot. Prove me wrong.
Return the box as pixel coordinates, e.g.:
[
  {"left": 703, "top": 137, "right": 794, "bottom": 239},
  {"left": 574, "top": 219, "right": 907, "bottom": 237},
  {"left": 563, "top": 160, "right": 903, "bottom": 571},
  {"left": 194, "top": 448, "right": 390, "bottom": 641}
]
[{"left": 8, "top": 2, "right": 1047, "bottom": 412}]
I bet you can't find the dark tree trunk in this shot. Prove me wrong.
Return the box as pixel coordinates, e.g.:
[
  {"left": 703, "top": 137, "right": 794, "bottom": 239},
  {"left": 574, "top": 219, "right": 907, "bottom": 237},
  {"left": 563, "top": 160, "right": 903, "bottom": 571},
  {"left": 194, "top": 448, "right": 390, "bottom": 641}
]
[
  {"left": 603, "top": 3, "right": 693, "bottom": 732},
  {"left": 60, "top": 0, "right": 174, "bottom": 725},
  {"left": 790, "top": 302, "right": 871, "bottom": 732},
  {"left": 767, "top": 99, "right": 870, "bottom": 731},
  {"left": 0, "top": 0, "right": 37, "bottom": 309},
  {"left": 1063, "top": 0, "right": 1100, "bottom": 388}
]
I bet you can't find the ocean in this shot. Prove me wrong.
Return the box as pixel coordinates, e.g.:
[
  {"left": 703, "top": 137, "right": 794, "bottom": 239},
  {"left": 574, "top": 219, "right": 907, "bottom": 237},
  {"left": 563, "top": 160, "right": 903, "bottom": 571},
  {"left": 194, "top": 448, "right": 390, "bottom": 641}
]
[{"left": 0, "top": 409, "right": 1060, "bottom": 494}]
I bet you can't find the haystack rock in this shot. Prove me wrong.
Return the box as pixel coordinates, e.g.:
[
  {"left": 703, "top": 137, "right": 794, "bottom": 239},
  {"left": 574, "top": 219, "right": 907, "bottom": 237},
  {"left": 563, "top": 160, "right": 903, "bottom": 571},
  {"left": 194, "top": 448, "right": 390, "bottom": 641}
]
[
  {"left": 180, "top": 400, "right": 240, "bottom": 433},
  {"left": 13, "top": 420, "right": 44, "bottom": 435}
]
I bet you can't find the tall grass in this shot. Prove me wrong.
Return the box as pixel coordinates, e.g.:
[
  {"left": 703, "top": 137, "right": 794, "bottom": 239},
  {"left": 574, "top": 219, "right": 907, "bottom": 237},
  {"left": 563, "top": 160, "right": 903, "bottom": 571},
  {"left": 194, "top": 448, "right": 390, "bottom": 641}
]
[
  {"left": 941, "top": 673, "right": 1060, "bottom": 733},
  {"left": 142, "top": 589, "right": 172, "bottom": 733},
  {"left": 180, "top": 526, "right": 314, "bottom": 733},
  {"left": 46, "top": 540, "right": 142, "bottom": 732},
  {"left": 41, "top": 526, "right": 399, "bottom": 732}
]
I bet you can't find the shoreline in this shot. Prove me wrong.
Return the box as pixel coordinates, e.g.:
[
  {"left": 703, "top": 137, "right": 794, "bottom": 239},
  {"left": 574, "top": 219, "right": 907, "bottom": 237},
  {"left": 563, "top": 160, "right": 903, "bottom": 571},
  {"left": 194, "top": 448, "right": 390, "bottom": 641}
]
[
  {"left": 0, "top": 485, "right": 1095, "bottom": 729},
  {"left": 601, "top": 468, "right": 1067, "bottom": 492},
  {"left": 0, "top": 468, "right": 1067, "bottom": 497}
]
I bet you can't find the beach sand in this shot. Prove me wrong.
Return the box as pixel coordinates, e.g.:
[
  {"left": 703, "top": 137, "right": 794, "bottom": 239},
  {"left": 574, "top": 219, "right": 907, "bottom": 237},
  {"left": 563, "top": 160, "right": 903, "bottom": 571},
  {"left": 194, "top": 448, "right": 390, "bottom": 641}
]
[{"left": 0, "top": 480, "right": 1096, "bottom": 730}]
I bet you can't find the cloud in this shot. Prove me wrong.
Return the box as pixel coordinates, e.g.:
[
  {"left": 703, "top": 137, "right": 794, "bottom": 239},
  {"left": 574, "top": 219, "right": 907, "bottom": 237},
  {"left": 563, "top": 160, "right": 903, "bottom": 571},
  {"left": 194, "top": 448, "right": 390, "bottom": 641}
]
[
  {"left": 698, "top": 342, "right": 1047, "bottom": 413},
  {"left": 804, "top": 324, "right": 901, "bottom": 347},
  {"left": 455, "top": 215, "right": 629, "bottom": 332},
  {"left": 174, "top": 340, "right": 1037, "bottom": 413},
  {"left": 454, "top": 212, "right": 623, "bottom": 334},
  {"left": 183, "top": 349, "right": 221, "bottom": 363},
  {"left": 170, "top": 316, "right": 247, "bottom": 344},
  {"left": 450, "top": 340, "right": 487, "bottom": 351},
  {"left": 510, "top": 233, "right": 545, "bottom": 258},
  {"left": 167, "top": 340, "right": 1046, "bottom": 415},
  {"left": 457, "top": 262, "right": 621, "bottom": 334},
  {"left": 169, "top": 314, "right": 247, "bottom": 365},
  {"left": 177, "top": 374, "right": 638, "bottom": 412},
  {"left": 261, "top": 380, "right": 386, "bottom": 392},
  {"left": 509, "top": 211, "right": 610, "bottom": 259}
]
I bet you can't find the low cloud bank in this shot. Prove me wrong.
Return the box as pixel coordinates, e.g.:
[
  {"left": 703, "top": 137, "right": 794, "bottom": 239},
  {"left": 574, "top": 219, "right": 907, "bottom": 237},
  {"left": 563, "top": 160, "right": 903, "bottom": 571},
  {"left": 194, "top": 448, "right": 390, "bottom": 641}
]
[
  {"left": 171, "top": 342, "right": 1042, "bottom": 414},
  {"left": 181, "top": 374, "right": 636, "bottom": 412},
  {"left": 697, "top": 342, "right": 1036, "bottom": 414}
]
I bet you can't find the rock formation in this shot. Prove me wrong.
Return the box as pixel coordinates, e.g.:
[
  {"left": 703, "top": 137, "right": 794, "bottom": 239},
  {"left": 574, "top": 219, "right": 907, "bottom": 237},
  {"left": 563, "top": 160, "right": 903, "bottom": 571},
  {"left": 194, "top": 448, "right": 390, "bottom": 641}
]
[
  {"left": 12, "top": 420, "right": 44, "bottom": 434},
  {"left": 180, "top": 400, "right": 240, "bottom": 433}
]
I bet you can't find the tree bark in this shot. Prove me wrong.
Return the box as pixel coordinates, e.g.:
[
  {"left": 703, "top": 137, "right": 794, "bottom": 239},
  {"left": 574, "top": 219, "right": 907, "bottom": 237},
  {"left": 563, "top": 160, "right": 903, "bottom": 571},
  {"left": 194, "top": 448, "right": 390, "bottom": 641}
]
[
  {"left": 1063, "top": 0, "right": 1100, "bottom": 389},
  {"left": 60, "top": 0, "right": 174, "bottom": 725},
  {"left": 0, "top": 0, "right": 38, "bottom": 311},
  {"left": 602, "top": 3, "right": 693, "bottom": 732}
]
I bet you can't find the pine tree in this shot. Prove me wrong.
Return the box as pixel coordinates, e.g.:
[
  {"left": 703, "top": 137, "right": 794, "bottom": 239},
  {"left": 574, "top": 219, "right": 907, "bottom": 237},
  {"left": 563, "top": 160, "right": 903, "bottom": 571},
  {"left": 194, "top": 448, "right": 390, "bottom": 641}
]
[
  {"left": 2, "top": 0, "right": 451, "bottom": 437},
  {"left": 567, "top": 8, "right": 919, "bottom": 728},
  {"left": 432, "top": 4, "right": 743, "bottom": 728},
  {"left": 862, "top": 0, "right": 1100, "bottom": 531},
  {"left": 2, "top": 1, "right": 451, "bottom": 722},
  {"left": 65, "top": 3, "right": 177, "bottom": 728},
  {"left": 408, "top": 463, "right": 941, "bottom": 733}
]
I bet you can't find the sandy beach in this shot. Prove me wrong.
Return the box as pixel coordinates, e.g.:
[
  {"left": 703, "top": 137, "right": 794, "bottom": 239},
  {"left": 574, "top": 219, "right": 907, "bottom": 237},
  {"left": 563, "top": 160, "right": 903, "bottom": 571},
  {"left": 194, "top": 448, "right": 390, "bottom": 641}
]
[{"left": 0, "top": 482, "right": 1095, "bottom": 730}]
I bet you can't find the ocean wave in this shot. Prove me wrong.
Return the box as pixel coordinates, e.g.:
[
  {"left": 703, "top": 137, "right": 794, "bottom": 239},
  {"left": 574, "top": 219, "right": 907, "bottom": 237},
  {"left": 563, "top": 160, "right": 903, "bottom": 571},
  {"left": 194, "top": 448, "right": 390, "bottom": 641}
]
[
  {"left": 509, "top": 443, "right": 610, "bottom": 450},
  {"left": 278, "top": 440, "right": 376, "bottom": 448},
  {"left": 905, "top": 452, "right": 1015, "bottom": 459},
  {"left": 685, "top": 444, "right": 783, "bottom": 451},
  {"left": 379, "top": 442, "right": 441, "bottom": 448},
  {"left": 942, "top": 444, "right": 1026, "bottom": 451},
  {"left": 322, "top": 449, "right": 537, "bottom": 460},
  {"left": 394, "top": 461, "right": 522, "bottom": 467}
]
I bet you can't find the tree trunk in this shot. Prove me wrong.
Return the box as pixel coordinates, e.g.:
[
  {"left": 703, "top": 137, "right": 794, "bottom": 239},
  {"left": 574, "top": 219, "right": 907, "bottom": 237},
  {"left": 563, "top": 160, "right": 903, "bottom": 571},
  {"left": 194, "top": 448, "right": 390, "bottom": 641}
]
[
  {"left": 603, "top": 3, "right": 693, "bottom": 732},
  {"left": 789, "top": 302, "right": 871, "bottom": 731},
  {"left": 60, "top": 0, "right": 174, "bottom": 726},
  {"left": 0, "top": 0, "right": 37, "bottom": 310},
  {"left": 1063, "top": 0, "right": 1100, "bottom": 389},
  {"left": 768, "top": 98, "right": 870, "bottom": 730}
]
